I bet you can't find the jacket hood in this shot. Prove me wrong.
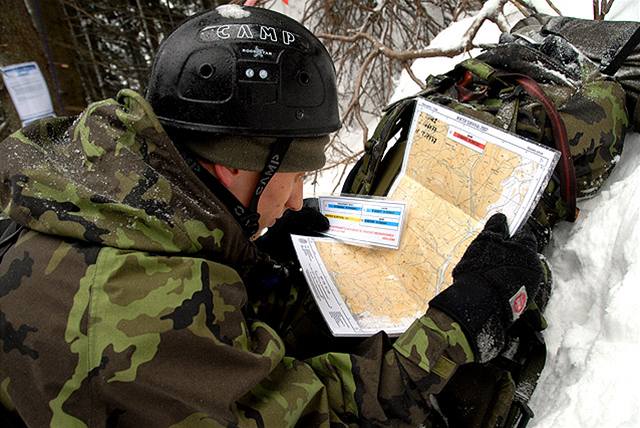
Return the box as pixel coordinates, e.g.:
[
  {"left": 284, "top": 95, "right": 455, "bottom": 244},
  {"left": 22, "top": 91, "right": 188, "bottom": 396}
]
[{"left": 0, "top": 90, "right": 259, "bottom": 266}]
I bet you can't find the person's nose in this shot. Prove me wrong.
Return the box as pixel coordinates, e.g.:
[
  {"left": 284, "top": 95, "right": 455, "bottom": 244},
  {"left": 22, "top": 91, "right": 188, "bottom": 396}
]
[{"left": 285, "top": 179, "right": 304, "bottom": 211}]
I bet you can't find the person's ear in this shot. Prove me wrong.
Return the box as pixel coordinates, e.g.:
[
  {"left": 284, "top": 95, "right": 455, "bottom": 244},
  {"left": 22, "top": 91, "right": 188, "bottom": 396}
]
[
  {"left": 211, "top": 163, "right": 241, "bottom": 187},
  {"left": 198, "top": 159, "right": 241, "bottom": 187},
  {"left": 197, "top": 159, "right": 256, "bottom": 207}
]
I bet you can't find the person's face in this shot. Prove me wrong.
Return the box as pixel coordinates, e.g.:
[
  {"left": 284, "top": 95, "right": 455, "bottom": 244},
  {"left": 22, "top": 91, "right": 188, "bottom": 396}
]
[
  {"left": 255, "top": 171, "right": 305, "bottom": 233},
  {"left": 205, "top": 163, "right": 306, "bottom": 238}
]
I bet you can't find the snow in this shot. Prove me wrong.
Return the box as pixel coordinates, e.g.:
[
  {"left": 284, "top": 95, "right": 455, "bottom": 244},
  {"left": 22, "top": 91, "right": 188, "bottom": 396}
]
[
  {"left": 216, "top": 4, "right": 251, "bottom": 19},
  {"left": 529, "top": 133, "right": 640, "bottom": 428},
  {"left": 280, "top": 0, "right": 640, "bottom": 425}
]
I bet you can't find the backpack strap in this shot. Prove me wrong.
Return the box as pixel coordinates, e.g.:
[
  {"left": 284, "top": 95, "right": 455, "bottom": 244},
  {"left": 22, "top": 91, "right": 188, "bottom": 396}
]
[
  {"left": 501, "top": 73, "right": 578, "bottom": 222},
  {"left": 343, "top": 97, "right": 416, "bottom": 195},
  {"left": 454, "top": 59, "right": 578, "bottom": 221},
  {"left": 499, "top": 330, "right": 546, "bottom": 428}
]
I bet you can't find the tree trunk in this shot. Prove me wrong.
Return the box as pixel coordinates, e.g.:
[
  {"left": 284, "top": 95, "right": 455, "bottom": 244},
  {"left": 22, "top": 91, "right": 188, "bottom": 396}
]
[
  {"left": 26, "top": 0, "right": 88, "bottom": 115},
  {"left": 0, "top": 0, "right": 60, "bottom": 141}
]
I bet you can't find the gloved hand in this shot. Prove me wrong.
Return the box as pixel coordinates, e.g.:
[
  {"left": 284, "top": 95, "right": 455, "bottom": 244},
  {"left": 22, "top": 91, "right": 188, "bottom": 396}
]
[
  {"left": 256, "top": 198, "right": 330, "bottom": 263},
  {"left": 429, "top": 213, "right": 543, "bottom": 363}
]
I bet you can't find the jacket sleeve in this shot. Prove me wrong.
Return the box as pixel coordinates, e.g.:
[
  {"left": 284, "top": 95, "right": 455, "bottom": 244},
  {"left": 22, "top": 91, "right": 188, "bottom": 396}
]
[
  {"left": 302, "top": 309, "right": 474, "bottom": 426},
  {"left": 243, "top": 263, "right": 475, "bottom": 426},
  {"left": 83, "top": 253, "right": 474, "bottom": 427}
]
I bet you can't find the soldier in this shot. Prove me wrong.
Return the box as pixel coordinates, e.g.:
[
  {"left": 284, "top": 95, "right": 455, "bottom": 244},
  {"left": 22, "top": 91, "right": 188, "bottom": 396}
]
[{"left": 0, "top": 5, "right": 544, "bottom": 427}]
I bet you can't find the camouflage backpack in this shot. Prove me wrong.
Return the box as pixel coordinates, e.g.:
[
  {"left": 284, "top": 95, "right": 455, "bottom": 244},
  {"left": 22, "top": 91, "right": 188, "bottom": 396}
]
[{"left": 341, "top": 14, "right": 640, "bottom": 428}]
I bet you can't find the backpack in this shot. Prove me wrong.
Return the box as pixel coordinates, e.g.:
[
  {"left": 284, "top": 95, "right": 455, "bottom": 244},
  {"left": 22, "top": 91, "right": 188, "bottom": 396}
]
[{"left": 341, "top": 14, "right": 640, "bottom": 428}]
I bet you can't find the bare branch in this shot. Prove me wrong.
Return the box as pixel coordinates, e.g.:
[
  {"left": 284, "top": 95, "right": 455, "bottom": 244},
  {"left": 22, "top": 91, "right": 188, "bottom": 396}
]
[
  {"left": 509, "top": 0, "right": 535, "bottom": 17},
  {"left": 459, "top": 0, "right": 509, "bottom": 48},
  {"left": 301, "top": 0, "right": 512, "bottom": 192},
  {"left": 344, "top": 50, "right": 380, "bottom": 145},
  {"left": 597, "top": 0, "right": 616, "bottom": 19},
  {"left": 323, "top": 30, "right": 477, "bottom": 61},
  {"left": 543, "top": 0, "right": 563, "bottom": 16},
  {"left": 321, "top": 0, "right": 508, "bottom": 62},
  {"left": 403, "top": 61, "right": 427, "bottom": 91},
  {"left": 135, "top": 0, "right": 155, "bottom": 52},
  {"left": 490, "top": 12, "right": 512, "bottom": 33},
  {"left": 331, "top": 162, "right": 354, "bottom": 194},
  {"left": 592, "top": 0, "right": 616, "bottom": 19}
]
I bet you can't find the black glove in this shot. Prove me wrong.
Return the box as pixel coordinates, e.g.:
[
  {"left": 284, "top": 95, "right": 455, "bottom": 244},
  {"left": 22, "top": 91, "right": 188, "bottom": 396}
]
[
  {"left": 256, "top": 198, "right": 330, "bottom": 263},
  {"left": 429, "top": 213, "right": 543, "bottom": 363}
]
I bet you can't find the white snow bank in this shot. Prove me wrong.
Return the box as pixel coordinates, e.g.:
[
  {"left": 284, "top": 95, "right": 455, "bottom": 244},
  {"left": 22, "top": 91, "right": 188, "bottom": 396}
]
[{"left": 530, "top": 133, "right": 640, "bottom": 428}]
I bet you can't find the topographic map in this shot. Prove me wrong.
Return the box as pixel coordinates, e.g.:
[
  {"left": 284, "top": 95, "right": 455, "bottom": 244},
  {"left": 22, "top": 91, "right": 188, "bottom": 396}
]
[{"left": 292, "top": 98, "right": 559, "bottom": 336}]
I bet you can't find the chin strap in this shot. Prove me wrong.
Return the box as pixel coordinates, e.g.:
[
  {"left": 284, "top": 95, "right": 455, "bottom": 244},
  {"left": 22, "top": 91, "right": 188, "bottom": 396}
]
[
  {"left": 179, "top": 138, "right": 292, "bottom": 238},
  {"left": 181, "top": 148, "right": 260, "bottom": 237},
  {"left": 248, "top": 138, "right": 292, "bottom": 214}
]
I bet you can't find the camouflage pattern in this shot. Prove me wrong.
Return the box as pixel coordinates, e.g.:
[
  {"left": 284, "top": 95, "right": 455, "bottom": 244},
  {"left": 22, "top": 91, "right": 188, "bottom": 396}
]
[
  {"left": 346, "top": 35, "right": 630, "bottom": 249},
  {"left": 463, "top": 40, "right": 630, "bottom": 237},
  {"left": 0, "top": 90, "right": 473, "bottom": 427}
]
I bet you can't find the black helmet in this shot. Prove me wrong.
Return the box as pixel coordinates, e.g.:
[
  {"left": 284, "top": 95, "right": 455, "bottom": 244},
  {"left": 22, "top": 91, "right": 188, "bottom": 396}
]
[{"left": 146, "top": 5, "right": 340, "bottom": 138}]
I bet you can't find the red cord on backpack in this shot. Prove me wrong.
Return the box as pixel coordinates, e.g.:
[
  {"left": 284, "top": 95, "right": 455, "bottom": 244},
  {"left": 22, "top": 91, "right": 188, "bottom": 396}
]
[{"left": 497, "top": 73, "right": 578, "bottom": 222}]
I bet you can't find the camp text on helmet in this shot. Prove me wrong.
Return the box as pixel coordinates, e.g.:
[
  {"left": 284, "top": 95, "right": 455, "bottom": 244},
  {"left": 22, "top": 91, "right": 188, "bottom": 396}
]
[{"left": 199, "top": 24, "right": 309, "bottom": 52}]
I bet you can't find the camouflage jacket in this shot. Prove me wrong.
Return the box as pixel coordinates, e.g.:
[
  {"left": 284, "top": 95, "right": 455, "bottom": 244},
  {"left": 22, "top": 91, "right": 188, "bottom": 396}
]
[{"left": 0, "top": 90, "right": 473, "bottom": 427}]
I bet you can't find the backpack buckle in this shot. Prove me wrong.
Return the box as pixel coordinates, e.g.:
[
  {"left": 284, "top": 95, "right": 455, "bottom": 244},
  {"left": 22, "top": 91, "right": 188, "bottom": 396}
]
[{"left": 510, "top": 398, "right": 534, "bottom": 428}]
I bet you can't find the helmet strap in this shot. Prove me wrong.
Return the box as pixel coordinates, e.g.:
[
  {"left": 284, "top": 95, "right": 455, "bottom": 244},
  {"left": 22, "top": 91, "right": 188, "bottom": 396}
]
[
  {"left": 180, "top": 148, "right": 261, "bottom": 238},
  {"left": 248, "top": 137, "right": 292, "bottom": 214},
  {"left": 179, "top": 138, "right": 292, "bottom": 239}
]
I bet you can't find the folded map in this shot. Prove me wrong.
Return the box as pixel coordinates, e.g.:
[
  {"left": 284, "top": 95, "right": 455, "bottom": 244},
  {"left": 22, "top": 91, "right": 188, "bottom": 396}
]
[{"left": 292, "top": 98, "right": 560, "bottom": 337}]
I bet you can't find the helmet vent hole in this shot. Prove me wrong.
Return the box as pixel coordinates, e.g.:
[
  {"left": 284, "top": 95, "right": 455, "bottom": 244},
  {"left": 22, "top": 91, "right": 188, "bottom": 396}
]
[
  {"left": 297, "top": 71, "right": 311, "bottom": 86},
  {"left": 199, "top": 63, "right": 215, "bottom": 79}
]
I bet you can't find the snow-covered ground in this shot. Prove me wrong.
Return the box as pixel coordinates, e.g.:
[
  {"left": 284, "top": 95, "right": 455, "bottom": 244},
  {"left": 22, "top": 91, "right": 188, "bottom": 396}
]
[
  {"left": 531, "top": 131, "right": 640, "bottom": 428},
  {"left": 281, "top": 0, "right": 640, "bottom": 426}
]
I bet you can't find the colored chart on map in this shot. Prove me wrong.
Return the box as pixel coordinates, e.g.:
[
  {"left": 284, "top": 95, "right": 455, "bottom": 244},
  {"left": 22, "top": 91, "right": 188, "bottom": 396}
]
[{"left": 293, "top": 98, "right": 560, "bottom": 337}]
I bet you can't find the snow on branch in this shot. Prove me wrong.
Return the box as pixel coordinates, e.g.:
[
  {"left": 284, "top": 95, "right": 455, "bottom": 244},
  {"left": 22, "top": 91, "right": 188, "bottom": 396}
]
[
  {"left": 310, "top": 0, "right": 508, "bottom": 161},
  {"left": 298, "top": 0, "right": 512, "bottom": 192},
  {"left": 319, "top": 0, "right": 508, "bottom": 65}
]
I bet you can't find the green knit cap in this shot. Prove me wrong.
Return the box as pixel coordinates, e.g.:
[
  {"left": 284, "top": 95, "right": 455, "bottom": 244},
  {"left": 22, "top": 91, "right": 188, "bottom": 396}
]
[{"left": 183, "top": 134, "right": 329, "bottom": 172}]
